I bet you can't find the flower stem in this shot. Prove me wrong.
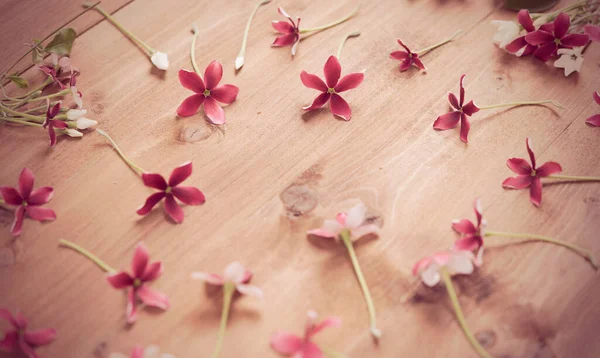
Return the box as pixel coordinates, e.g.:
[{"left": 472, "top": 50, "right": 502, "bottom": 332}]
[
  {"left": 95, "top": 129, "right": 145, "bottom": 175},
  {"left": 340, "top": 230, "right": 381, "bottom": 339},
  {"left": 440, "top": 268, "right": 491, "bottom": 358},
  {"left": 336, "top": 31, "right": 360, "bottom": 59},
  {"left": 235, "top": 0, "right": 272, "bottom": 71},
  {"left": 22, "top": 89, "right": 70, "bottom": 104},
  {"left": 478, "top": 100, "right": 563, "bottom": 110},
  {"left": 84, "top": 3, "right": 155, "bottom": 55},
  {"left": 545, "top": 174, "right": 600, "bottom": 182},
  {"left": 58, "top": 239, "right": 116, "bottom": 273},
  {"left": 485, "top": 231, "right": 597, "bottom": 269},
  {"left": 0, "top": 103, "right": 45, "bottom": 122},
  {"left": 0, "top": 117, "right": 43, "bottom": 128},
  {"left": 416, "top": 30, "right": 463, "bottom": 56},
  {"left": 212, "top": 282, "right": 235, "bottom": 358},
  {"left": 190, "top": 24, "right": 201, "bottom": 74},
  {"left": 300, "top": 5, "right": 360, "bottom": 33}
]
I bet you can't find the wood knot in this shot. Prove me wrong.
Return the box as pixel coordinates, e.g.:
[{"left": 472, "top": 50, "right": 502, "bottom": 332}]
[{"left": 280, "top": 184, "right": 318, "bottom": 218}]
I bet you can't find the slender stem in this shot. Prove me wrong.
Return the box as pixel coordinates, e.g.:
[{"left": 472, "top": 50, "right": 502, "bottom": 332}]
[
  {"left": 440, "top": 268, "right": 492, "bottom": 358},
  {"left": 0, "top": 117, "right": 43, "bottom": 128},
  {"left": 190, "top": 24, "right": 201, "bottom": 74},
  {"left": 340, "top": 230, "right": 380, "bottom": 339},
  {"left": 58, "top": 239, "right": 116, "bottom": 273},
  {"left": 235, "top": 0, "right": 271, "bottom": 71},
  {"left": 212, "top": 282, "right": 235, "bottom": 358},
  {"left": 416, "top": 30, "right": 463, "bottom": 56},
  {"left": 300, "top": 5, "right": 360, "bottom": 33},
  {"left": 478, "top": 100, "right": 563, "bottom": 110},
  {"left": 485, "top": 231, "right": 597, "bottom": 270},
  {"left": 545, "top": 174, "right": 600, "bottom": 182},
  {"left": 22, "top": 104, "right": 49, "bottom": 114},
  {"left": 22, "top": 89, "right": 70, "bottom": 104},
  {"left": 84, "top": 4, "right": 155, "bottom": 55},
  {"left": 0, "top": 104, "right": 46, "bottom": 122},
  {"left": 321, "top": 346, "right": 346, "bottom": 358},
  {"left": 10, "top": 78, "right": 53, "bottom": 100},
  {"left": 95, "top": 129, "right": 145, "bottom": 175},
  {"left": 336, "top": 31, "right": 360, "bottom": 59}
]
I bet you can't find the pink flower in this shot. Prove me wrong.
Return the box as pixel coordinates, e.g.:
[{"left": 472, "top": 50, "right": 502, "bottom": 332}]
[
  {"left": 390, "top": 40, "right": 425, "bottom": 71},
  {"left": 525, "top": 12, "right": 589, "bottom": 61},
  {"left": 586, "top": 91, "right": 600, "bottom": 127},
  {"left": 110, "top": 345, "right": 175, "bottom": 358},
  {"left": 0, "top": 309, "right": 56, "bottom": 358},
  {"left": 452, "top": 199, "right": 486, "bottom": 252},
  {"left": 0, "top": 168, "right": 56, "bottom": 237},
  {"left": 504, "top": 10, "right": 538, "bottom": 56},
  {"left": 271, "top": 311, "right": 341, "bottom": 358},
  {"left": 136, "top": 161, "right": 205, "bottom": 224},
  {"left": 584, "top": 25, "right": 600, "bottom": 43},
  {"left": 412, "top": 250, "right": 476, "bottom": 287},
  {"left": 433, "top": 74, "right": 480, "bottom": 143},
  {"left": 42, "top": 102, "right": 68, "bottom": 147},
  {"left": 300, "top": 55, "right": 364, "bottom": 121},
  {"left": 271, "top": 7, "right": 300, "bottom": 56},
  {"left": 38, "top": 54, "right": 78, "bottom": 90},
  {"left": 191, "top": 261, "right": 263, "bottom": 297},
  {"left": 308, "top": 202, "right": 379, "bottom": 241},
  {"left": 176, "top": 61, "right": 239, "bottom": 124},
  {"left": 502, "top": 138, "right": 562, "bottom": 207},
  {"left": 106, "top": 243, "right": 170, "bottom": 324}
]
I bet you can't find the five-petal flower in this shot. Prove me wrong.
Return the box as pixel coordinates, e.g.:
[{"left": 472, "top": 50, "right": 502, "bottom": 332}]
[
  {"left": 271, "top": 311, "right": 341, "bottom": 358},
  {"left": 503, "top": 10, "right": 538, "bottom": 56},
  {"left": 271, "top": 7, "right": 301, "bottom": 56},
  {"left": 389, "top": 40, "right": 426, "bottom": 71},
  {"left": 433, "top": 74, "right": 480, "bottom": 143},
  {"left": 586, "top": 91, "right": 600, "bottom": 127},
  {"left": 412, "top": 250, "right": 476, "bottom": 287},
  {"left": 525, "top": 12, "right": 589, "bottom": 61},
  {"left": 308, "top": 202, "right": 379, "bottom": 241},
  {"left": 191, "top": 261, "right": 262, "bottom": 297},
  {"left": 553, "top": 47, "right": 584, "bottom": 76},
  {"left": 42, "top": 102, "right": 68, "bottom": 147},
  {"left": 491, "top": 18, "right": 521, "bottom": 50},
  {"left": 0, "top": 309, "right": 56, "bottom": 358}
]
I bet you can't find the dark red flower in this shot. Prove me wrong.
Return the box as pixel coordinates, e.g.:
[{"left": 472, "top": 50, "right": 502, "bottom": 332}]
[
  {"left": 389, "top": 40, "right": 425, "bottom": 71},
  {"left": 271, "top": 7, "right": 300, "bottom": 56},
  {"left": 433, "top": 74, "right": 480, "bottom": 143},
  {"left": 586, "top": 91, "right": 600, "bottom": 127},
  {"left": 42, "top": 102, "right": 68, "bottom": 147},
  {"left": 106, "top": 243, "right": 170, "bottom": 324},
  {"left": 525, "top": 12, "right": 589, "bottom": 61},
  {"left": 300, "top": 55, "right": 364, "bottom": 121},
  {"left": 452, "top": 199, "right": 485, "bottom": 252},
  {"left": 505, "top": 10, "right": 539, "bottom": 56},
  {"left": 136, "top": 161, "right": 205, "bottom": 223},
  {"left": 176, "top": 61, "right": 239, "bottom": 124},
  {"left": 502, "top": 138, "right": 562, "bottom": 206},
  {"left": 0, "top": 309, "right": 56, "bottom": 357},
  {"left": 0, "top": 168, "right": 56, "bottom": 236}
]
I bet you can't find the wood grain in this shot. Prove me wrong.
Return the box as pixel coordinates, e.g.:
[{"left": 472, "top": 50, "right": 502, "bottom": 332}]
[{"left": 1, "top": 0, "right": 599, "bottom": 357}]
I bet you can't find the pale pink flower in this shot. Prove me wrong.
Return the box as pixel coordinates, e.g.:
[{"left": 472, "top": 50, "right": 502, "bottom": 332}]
[
  {"left": 308, "top": 202, "right": 379, "bottom": 241},
  {"left": 271, "top": 311, "right": 341, "bottom": 358},
  {"left": 412, "top": 250, "right": 477, "bottom": 287},
  {"left": 191, "top": 261, "right": 262, "bottom": 297}
]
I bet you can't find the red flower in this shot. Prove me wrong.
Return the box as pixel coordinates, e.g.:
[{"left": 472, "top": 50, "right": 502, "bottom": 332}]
[
  {"left": 271, "top": 7, "right": 300, "bottom": 56},
  {"left": 300, "top": 55, "right": 364, "bottom": 121},
  {"left": 136, "top": 161, "right": 205, "bottom": 223},
  {"left": 42, "top": 102, "right": 68, "bottom": 147},
  {"left": 106, "top": 243, "right": 170, "bottom": 324},
  {"left": 176, "top": 61, "right": 239, "bottom": 124},
  {"left": 452, "top": 198, "right": 485, "bottom": 252},
  {"left": 389, "top": 40, "right": 425, "bottom": 71},
  {"left": 586, "top": 91, "right": 600, "bottom": 127},
  {"left": 0, "top": 168, "right": 56, "bottom": 237},
  {"left": 0, "top": 309, "right": 56, "bottom": 358},
  {"left": 505, "top": 10, "right": 539, "bottom": 56},
  {"left": 433, "top": 74, "right": 480, "bottom": 143},
  {"left": 525, "top": 12, "right": 589, "bottom": 61},
  {"left": 502, "top": 138, "right": 562, "bottom": 206}
]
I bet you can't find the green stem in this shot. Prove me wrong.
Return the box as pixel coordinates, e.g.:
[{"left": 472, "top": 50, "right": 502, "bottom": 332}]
[
  {"left": 95, "top": 129, "right": 145, "bottom": 175},
  {"left": 485, "top": 231, "right": 597, "bottom": 269},
  {"left": 190, "top": 24, "right": 201, "bottom": 74},
  {"left": 440, "top": 268, "right": 492, "bottom": 358},
  {"left": 0, "top": 117, "right": 43, "bottom": 128},
  {"left": 478, "top": 100, "right": 563, "bottom": 110},
  {"left": 235, "top": 0, "right": 272, "bottom": 70},
  {"left": 84, "top": 4, "right": 155, "bottom": 55},
  {"left": 22, "top": 89, "right": 70, "bottom": 104},
  {"left": 212, "top": 282, "right": 235, "bottom": 358},
  {"left": 22, "top": 104, "right": 50, "bottom": 114},
  {"left": 300, "top": 5, "right": 360, "bottom": 33},
  {"left": 321, "top": 346, "right": 346, "bottom": 358},
  {"left": 340, "top": 230, "right": 381, "bottom": 339},
  {"left": 336, "top": 31, "right": 360, "bottom": 59},
  {"left": 416, "top": 30, "right": 463, "bottom": 56},
  {"left": 11, "top": 78, "right": 53, "bottom": 100},
  {"left": 546, "top": 174, "right": 600, "bottom": 182},
  {"left": 0, "top": 104, "right": 46, "bottom": 122},
  {"left": 58, "top": 239, "right": 116, "bottom": 273}
]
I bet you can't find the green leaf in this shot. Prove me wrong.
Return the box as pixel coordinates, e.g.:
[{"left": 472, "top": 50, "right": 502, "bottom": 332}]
[
  {"left": 44, "top": 28, "right": 77, "bottom": 56},
  {"left": 7, "top": 75, "right": 28, "bottom": 89}
]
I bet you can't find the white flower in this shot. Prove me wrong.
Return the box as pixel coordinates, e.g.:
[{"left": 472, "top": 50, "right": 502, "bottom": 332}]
[
  {"left": 491, "top": 20, "right": 520, "bottom": 49},
  {"left": 64, "top": 129, "right": 83, "bottom": 138},
  {"left": 109, "top": 345, "right": 175, "bottom": 358},
  {"left": 151, "top": 51, "right": 169, "bottom": 70},
  {"left": 412, "top": 250, "right": 476, "bottom": 287},
  {"left": 554, "top": 47, "right": 584, "bottom": 76},
  {"left": 67, "top": 109, "right": 97, "bottom": 129},
  {"left": 70, "top": 87, "right": 83, "bottom": 109}
]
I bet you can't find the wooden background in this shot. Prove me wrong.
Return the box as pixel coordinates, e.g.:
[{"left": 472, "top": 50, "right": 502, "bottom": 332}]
[{"left": 1, "top": 0, "right": 599, "bottom": 357}]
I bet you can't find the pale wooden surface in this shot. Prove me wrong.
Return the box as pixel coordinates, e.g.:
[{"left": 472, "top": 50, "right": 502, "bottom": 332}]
[{"left": 1, "top": 0, "right": 599, "bottom": 357}]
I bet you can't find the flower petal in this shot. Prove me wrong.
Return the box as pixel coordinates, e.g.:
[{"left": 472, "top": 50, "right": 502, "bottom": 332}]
[
  {"left": 584, "top": 25, "right": 600, "bottom": 42},
  {"left": 190, "top": 272, "right": 224, "bottom": 285},
  {"left": 526, "top": 137, "right": 536, "bottom": 169},
  {"left": 517, "top": 9, "right": 535, "bottom": 32},
  {"left": 553, "top": 12, "right": 570, "bottom": 39},
  {"left": 164, "top": 195, "right": 184, "bottom": 223},
  {"left": 397, "top": 39, "right": 412, "bottom": 53},
  {"left": 301, "top": 341, "right": 324, "bottom": 358},
  {"left": 0, "top": 187, "right": 23, "bottom": 205},
  {"left": 458, "top": 74, "right": 466, "bottom": 106},
  {"left": 454, "top": 236, "right": 482, "bottom": 251},
  {"left": 536, "top": 161, "right": 562, "bottom": 177},
  {"left": 18, "top": 168, "right": 34, "bottom": 199},
  {"left": 18, "top": 338, "right": 36, "bottom": 358},
  {"left": 210, "top": 85, "right": 239, "bottom": 105},
  {"left": 300, "top": 71, "right": 328, "bottom": 92},
  {"left": 132, "top": 243, "right": 150, "bottom": 278},
  {"left": 136, "top": 192, "right": 166, "bottom": 216},
  {"left": 502, "top": 175, "right": 533, "bottom": 189},
  {"left": 594, "top": 91, "right": 600, "bottom": 105},
  {"left": 399, "top": 58, "right": 412, "bottom": 72},
  {"left": 126, "top": 289, "right": 138, "bottom": 324},
  {"left": 150, "top": 51, "right": 169, "bottom": 70},
  {"left": 177, "top": 94, "right": 205, "bottom": 117},
  {"left": 390, "top": 50, "right": 409, "bottom": 60},
  {"left": 224, "top": 261, "right": 246, "bottom": 283},
  {"left": 272, "top": 20, "right": 294, "bottom": 34},
  {"left": 23, "top": 328, "right": 57, "bottom": 346},
  {"left": 203, "top": 96, "right": 226, "bottom": 125},
  {"left": 350, "top": 224, "right": 380, "bottom": 241},
  {"left": 236, "top": 284, "right": 263, "bottom": 297},
  {"left": 412, "top": 56, "right": 426, "bottom": 71},
  {"left": 141, "top": 173, "right": 168, "bottom": 191},
  {"left": 420, "top": 264, "right": 441, "bottom": 287},
  {"left": 451, "top": 219, "right": 477, "bottom": 234},
  {"left": 272, "top": 33, "right": 298, "bottom": 47},
  {"left": 0, "top": 309, "right": 17, "bottom": 327},
  {"left": 505, "top": 36, "right": 528, "bottom": 54},
  {"left": 560, "top": 34, "right": 590, "bottom": 48},
  {"left": 142, "top": 262, "right": 163, "bottom": 282},
  {"left": 270, "top": 332, "right": 302, "bottom": 355},
  {"left": 446, "top": 251, "right": 475, "bottom": 276},
  {"left": 107, "top": 271, "right": 134, "bottom": 289},
  {"left": 525, "top": 30, "right": 554, "bottom": 45},
  {"left": 345, "top": 203, "right": 367, "bottom": 229},
  {"left": 48, "top": 123, "right": 58, "bottom": 147},
  {"left": 0, "top": 331, "right": 18, "bottom": 352},
  {"left": 168, "top": 161, "right": 192, "bottom": 187},
  {"left": 25, "top": 206, "right": 56, "bottom": 222},
  {"left": 334, "top": 73, "right": 364, "bottom": 93},
  {"left": 204, "top": 60, "right": 223, "bottom": 90},
  {"left": 433, "top": 111, "right": 460, "bottom": 130},
  {"left": 137, "top": 285, "right": 170, "bottom": 310},
  {"left": 311, "top": 317, "right": 342, "bottom": 336},
  {"left": 586, "top": 114, "right": 600, "bottom": 127},
  {"left": 533, "top": 42, "right": 557, "bottom": 61},
  {"left": 171, "top": 186, "right": 205, "bottom": 205},
  {"left": 303, "top": 93, "right": 330, "bottom": 111},
  {"left": 506, "top": 158, "right": 532, "bottom": 175},
  {"left": 27, "top": 187, "right": 54, "bottom": 205},
  {"left": 10, "top": 205, "right": 25, "bottom": 236},
  {"left": 178, "top": 69, "right": 205, "bottom": 93},
  {"left": 324, "top": 56, "right": 341, "bottom": 88},
  {"left": 461, "top": 101, "right": 480, "bottom": 116},
  {"left": 329, "top": 94, "right": 352, "bottom": 121},
  {"left": 530, "top": 177, "right": 542, "bottom": 207}
]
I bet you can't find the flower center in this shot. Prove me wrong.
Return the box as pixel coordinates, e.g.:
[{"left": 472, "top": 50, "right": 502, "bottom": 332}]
[
  {"left": 554, "top": 38, "right": 561, "bottom": 45},
  {"left": 327, "top": 88, "right": 336, "bottom": 94},
  {"left": 134, "top": 278, "right": 142, "bottom": 287},
  {"left": 570, "top": 54, "right": 577, "bottom": 61},
  {"left": 22, "top": 200, "right": 28, "bottom": 207},
  {"left": 530, "top": 169, "right": 536, "bottom": 177},
  {"left": 165, "top": 186, "right": 172, "bottom": 194},
  {"left": 203, "top": 89, "right": 211, "bottom": 97}
]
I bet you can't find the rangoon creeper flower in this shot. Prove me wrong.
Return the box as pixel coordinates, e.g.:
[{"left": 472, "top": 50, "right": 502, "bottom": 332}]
[
  {"left": 504, "top": 10, "right": 539, "bottom": 56},
  {"left": 67, "top": 109, "right": 97, "bottom": 129},
  {"left": 390, "top": 40, "right": 425, "bottom": 71},
  {"left": 553, "top": 47, "right": 584, "bottom": 76},
  {"left": 491, "top": 19, "right": 520, "bottom": 49},
  {"left": 433, "top": 74, "right": 479, "bottom": 143},
  {"left": 271, "top": 311, "right": 342, "bottom": 358},
  {"left": 0, "top": 309, "right": 57, "bottom": 358},
  {"left": 272, "top": 7, "right": 301, "bottom": 56},
  {"left": 586, "top": 91, "right": 600, "bottom": 127},
  {"left": 110, "top": 345, "right": 175, "bottom": 358},
  {"left": 525, "top": 12, "right": 589, "bottom": 61},
  {"left": 42, "top": 101, "right": 68, "bottom": 147}
]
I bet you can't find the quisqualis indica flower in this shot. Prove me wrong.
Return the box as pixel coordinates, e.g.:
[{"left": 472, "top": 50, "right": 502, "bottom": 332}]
[
  {"left": 67, "top": 109, "right": 97, "bottom": 129},
  {"left": 151, "top": 52, "right": 169, "bottom": 70},
  {"left": 271, "top": 311, "right": 341, "bottom": 358},
  {"left": 0, "top": 309, "right": 57, "bottom": 358},
  {"left": 504, "top": 10, "right": 538, "bottom": 56},
  {"left": 272, "top": 7, "right": 300, "bottom": 56},
  {"left": 586, "top": 91, "right": 600, "bottom": 127},
  {"left": 390, "top": 40, "right": 425, "bottom": 71},
  {"left": 42, "top": 101, "right": 68, "bottom": 147},
  {"left": 452, "top": 198, "right": 486, "bottom": 256},
  {"left": 109, "top": 345, "right": 175, "bottom": 358},
  {"left": 525, "top": 12, "right": 589, "bottom": 61},
  {"left": 553, "top": 47, "right": 584, "bottom": 76},
  {"left": 433, "top": 74, "right": 479, "bottom": 143},
  {"left": 308, "top": 202, "right": 379, "bottom": 241},
  {"left": 491, "top": 19, "right": 520, "bottom": 49}
]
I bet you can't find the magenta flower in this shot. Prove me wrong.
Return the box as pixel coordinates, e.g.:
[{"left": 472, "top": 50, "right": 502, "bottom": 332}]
[
  {"left": 176, "top": 61, "right": 239, "bottom": 124},
  {"left": 42, "top": 102, "right": 67, "bottom": 147},
  {"left": 300, "top": 55, "right": 364, "bottom": 121},
  {"left": 433, "top": 74, "right": 480, "bottom": 143},
  {"left": 271, "top": 311, "right": 341, "bottom": 358},
  {"left": 390, "top": 40, "right": 425, "bottom": 71},
  {"left": 502, "top": 138, "right": 562, "bottom": 206},
  {"left": 0, "top": 309, "right": 56, "bottom": 358},
  {"left": 38, "top": 54, "right": 78, "bottom": 90},
  {"left": 0, "top": 168, "right": 56, "bottom": 237},
  {"left": 504, "top": 10, "right": 538, "bottom": 56},
  {"left": 136, "top": 161, "right": 205, "bottom": 224},
  {"left": 525, "top": 12, "right": 589, "bottom": 61},
  {"left": 106, "top": 243, "right": 170, "bottom": 324},
  {"left": 271, "top": 7, "right": 300, "bottom": 56},
  {"left": 452, "top": 198, "right": 486, "bottom": 253},
  {"left": 412, "top": 250, "right": 476, "bottom": 287},
  {"left": 586, "top": 91, "right": 600, "bottom": 127}
]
